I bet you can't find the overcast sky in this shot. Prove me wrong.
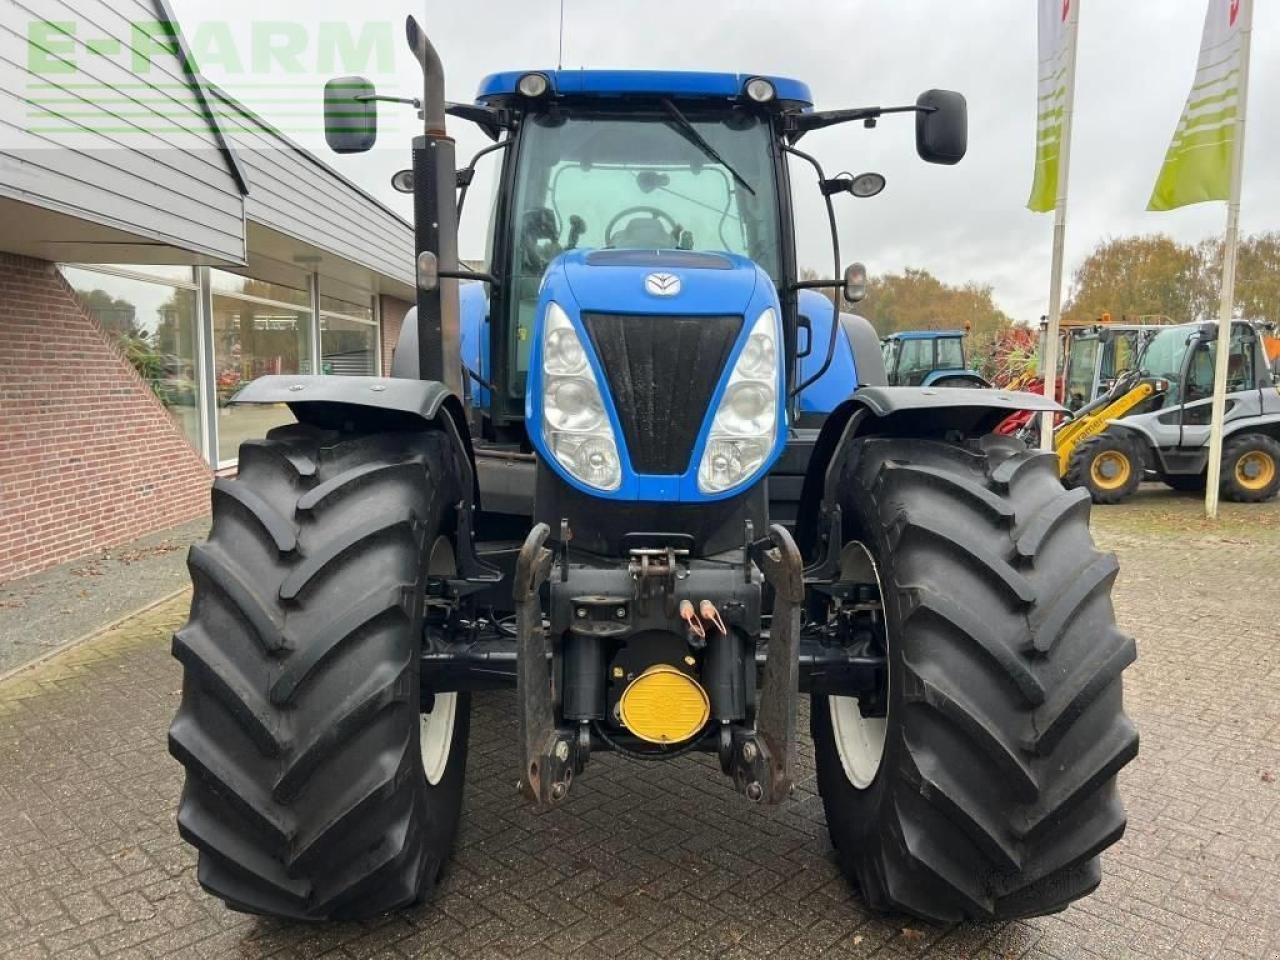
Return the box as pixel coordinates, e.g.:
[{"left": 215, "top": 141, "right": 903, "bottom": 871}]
[{"left": 169, "top": 0, "right": 1280, "bottom": 324}]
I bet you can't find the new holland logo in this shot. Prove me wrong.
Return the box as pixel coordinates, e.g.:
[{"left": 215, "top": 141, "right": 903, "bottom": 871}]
[{"left": 644, "top": 272, "right": 681, "bottom": 296}]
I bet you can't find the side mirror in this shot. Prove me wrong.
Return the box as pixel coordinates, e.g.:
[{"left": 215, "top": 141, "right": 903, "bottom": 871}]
[
  {"left": 324, "top": 76, "right": 377, "bottom": 154},
  {"left": 915, "top": 89, "right": 967, "bottom": 165},
  {"left": 843, "top": 262, "right": 868, "bottom": 304}
]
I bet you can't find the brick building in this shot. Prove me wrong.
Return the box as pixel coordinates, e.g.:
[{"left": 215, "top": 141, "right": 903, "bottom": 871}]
[{"left": 0, "top": 4, "right": 416, "bottom": 582}]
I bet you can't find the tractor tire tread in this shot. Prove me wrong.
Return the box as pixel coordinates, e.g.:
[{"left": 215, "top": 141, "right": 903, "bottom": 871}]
[
  {"left": 169, "top": 422, "right": 468, "bottom": 920},
  {"left": 813, "top": 436, "right": 1135, "bottom": 922}
]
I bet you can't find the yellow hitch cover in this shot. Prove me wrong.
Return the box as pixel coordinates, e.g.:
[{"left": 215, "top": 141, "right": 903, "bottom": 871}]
[{"left": 618, "top": 664, "right": 710, "bottom": 745}]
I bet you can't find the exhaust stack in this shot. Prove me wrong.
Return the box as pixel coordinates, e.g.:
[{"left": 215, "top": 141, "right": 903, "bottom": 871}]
[{"left": 406, "top": 16, "right": 462, "bottom": 397}]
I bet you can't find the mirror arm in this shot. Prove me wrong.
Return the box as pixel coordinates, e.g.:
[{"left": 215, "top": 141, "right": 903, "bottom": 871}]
[
  {"left": 782, "top": 144, "right": 843, "bottom": 398},
  {"left": 456, "top": 138, "right": 512, "bottom": 217},
  {"left": 356, "top": 93, "right": 421, "bottom": 108},
  {"left": 786, "top": 103, "right": 929, "bottom": 141},
  {"left": 438, "top": 269, "right": 498, "bottom": 285}
]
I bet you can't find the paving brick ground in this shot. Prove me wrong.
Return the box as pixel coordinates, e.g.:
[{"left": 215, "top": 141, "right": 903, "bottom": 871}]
[{"left": 1, "top": 485, "right": 1277, "bottom": 959}]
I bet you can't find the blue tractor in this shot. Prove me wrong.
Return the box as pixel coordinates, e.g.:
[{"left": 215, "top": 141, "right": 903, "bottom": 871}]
[
  {"left": 169, "top": 17, "right": 1136, "bottom": 924},
  {"left": 881, "top": 329, "right": 990, "bottom": 388}
]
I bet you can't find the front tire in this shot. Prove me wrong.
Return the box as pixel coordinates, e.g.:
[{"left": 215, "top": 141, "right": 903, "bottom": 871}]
[
  {"left": 169, "top": 423, "right": 470, "bottom": 920},
  {"left": 812, "top": 436, "right": 1137, "bottom": 922},
  {"left": 1065, "top": 432, "right": 1142, "bottom": 504},
  {"left": 1220, "top": 433, "right": 1280, "bottom": 502}
]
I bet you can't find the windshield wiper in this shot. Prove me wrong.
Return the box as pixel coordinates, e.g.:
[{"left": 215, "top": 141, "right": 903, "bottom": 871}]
[{"left": 660, "top": 98, "right": 755, "bottom": 197}]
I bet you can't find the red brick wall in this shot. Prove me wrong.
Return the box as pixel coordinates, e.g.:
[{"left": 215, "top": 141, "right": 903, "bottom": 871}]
[
  {"left": 380, "top": 295, "right": 410, "bottom": 376},
  {"left": 0, "top": 253, "right": 212, "bottom": 583}
]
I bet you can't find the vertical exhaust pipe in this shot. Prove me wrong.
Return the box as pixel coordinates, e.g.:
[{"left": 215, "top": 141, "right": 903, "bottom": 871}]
[{"left": 406, "top": 16, "right": 462, "bottom": 397}]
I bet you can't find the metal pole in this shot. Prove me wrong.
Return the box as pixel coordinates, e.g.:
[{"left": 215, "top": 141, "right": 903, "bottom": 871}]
[
  {"left": 1039, "top": 0, "right": 1080, "bottom": 451},
  {"left": 309, "top": 271, "right": 322, "bottom": 375},
  {"left": 1204, "top": 1, "right": 1252, "bottom": 519}
]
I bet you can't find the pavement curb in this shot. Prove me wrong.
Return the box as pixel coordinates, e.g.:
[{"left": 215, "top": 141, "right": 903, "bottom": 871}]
[{"left": 0, "top": 586, "right": 189, "bottom": 686}]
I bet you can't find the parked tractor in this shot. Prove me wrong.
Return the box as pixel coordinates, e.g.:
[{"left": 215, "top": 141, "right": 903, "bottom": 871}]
[
  {"left": 880, "top": 329, "right": 990, "bottom": 387},
  {"left": 168, "top": 17, "right": 1136, "bottom": 924},
  {"left": 1060, "top": 319, "right": 1280, "bottom": 503}
]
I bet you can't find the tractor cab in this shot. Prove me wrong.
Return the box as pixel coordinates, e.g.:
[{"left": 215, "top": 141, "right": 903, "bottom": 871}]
[
  {"left": 879, "top": 328, "right": 987, "bottom": 388},
  {"left": 1059, "top": 321, "right": 1165, "bottom": 412}
]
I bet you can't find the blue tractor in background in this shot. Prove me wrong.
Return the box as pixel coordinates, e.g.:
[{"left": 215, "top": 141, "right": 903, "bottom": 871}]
[
  {"left": 168, "top": 16, "right": 1136, "bottom": 925},
  {"left": 881, "top": 329, "right": 990, "bottom": 388}
]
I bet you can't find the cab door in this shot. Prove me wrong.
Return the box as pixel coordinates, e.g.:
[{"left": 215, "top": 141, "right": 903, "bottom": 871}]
[{"left": 1177, "top": 325, "right": 1258, "bottom": 448}]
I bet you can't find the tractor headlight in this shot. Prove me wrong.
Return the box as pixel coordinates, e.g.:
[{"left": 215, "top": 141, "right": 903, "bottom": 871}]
[
  {"left": 541, "top": 302, "right": 621, "bottom": 491},
  {"left": 698, "top": 307, "right": 780, "bottom": 494}
]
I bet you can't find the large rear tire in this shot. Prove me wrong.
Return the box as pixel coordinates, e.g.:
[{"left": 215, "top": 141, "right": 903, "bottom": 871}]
[
  {"left": 812, "top": 435, "right": 1137, "bottom": 922},
  {"left": 169, "top": 422, "right": 470, "bottom": 920}
]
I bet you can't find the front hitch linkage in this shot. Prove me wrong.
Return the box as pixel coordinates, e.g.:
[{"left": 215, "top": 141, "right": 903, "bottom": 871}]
[
  {"left": 731, "top": 523, "right": 804, "bottom": 803},
  {"left": 514, "top": 523, "right": 582, "bottom": 806}
]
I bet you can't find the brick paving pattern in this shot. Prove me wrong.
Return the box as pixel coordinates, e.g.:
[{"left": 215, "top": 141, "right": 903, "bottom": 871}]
[{"left": 1, "top": 487, "right": 1278, "bottom": 959}]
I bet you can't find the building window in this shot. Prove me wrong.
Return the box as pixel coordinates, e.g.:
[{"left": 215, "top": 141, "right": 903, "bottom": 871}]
[
  {"left": 59, "top": 264, "right": 202, "bottom": 451},
  {"left": 209, "top": 269, "right": 312, "bottom": 464},
  {"left": 320, "top": 294, "right": 378, "bottom": 376}
]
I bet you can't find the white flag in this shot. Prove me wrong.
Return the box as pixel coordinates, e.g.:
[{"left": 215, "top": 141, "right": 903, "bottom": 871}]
[
  {"left": 1148, "top": 0, "right": 1251, "bottom": 211},
  {"left": 1028, "top": 0, "right": 1075, "bottom": 212}
]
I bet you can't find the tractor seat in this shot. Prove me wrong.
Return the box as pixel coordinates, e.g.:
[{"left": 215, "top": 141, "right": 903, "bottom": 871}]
[{"left": 610, "top": 216, "right": 675, "bottom": 249}]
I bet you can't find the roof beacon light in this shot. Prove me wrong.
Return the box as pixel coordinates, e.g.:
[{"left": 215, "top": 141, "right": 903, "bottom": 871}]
[
  {"left": 517, "top": 72, "right": 550, "bottom": 98},
  {"left": 744, "top": 77, "right": 776, "bottom": 104}
]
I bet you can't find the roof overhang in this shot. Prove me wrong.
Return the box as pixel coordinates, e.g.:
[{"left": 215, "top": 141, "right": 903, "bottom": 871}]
[{"left": 0, "top": 195, "right": 245, "bottom": 267}]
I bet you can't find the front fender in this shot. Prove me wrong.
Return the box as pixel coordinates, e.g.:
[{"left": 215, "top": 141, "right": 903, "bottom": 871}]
[
  {"left": 232, "top": 374, "right": 456, "bottom": 426},
  {"left": 794, "top": 385, "right": 1063, "bottom": 559},
  {"left": 231, "top": 373, "right": 481, "bottom": 516},
  {"left": 848, "top": 385, "right": 1059, "bottom": 423}
]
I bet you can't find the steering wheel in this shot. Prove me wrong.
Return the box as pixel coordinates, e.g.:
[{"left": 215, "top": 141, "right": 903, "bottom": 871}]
[{"left": 604, "top": 205, "right": 680, "bottom": 248}]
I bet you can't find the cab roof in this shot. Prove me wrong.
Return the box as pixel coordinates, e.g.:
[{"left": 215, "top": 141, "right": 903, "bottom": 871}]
[
  {"left": 883, "top": 330, "right": 967, "bottom": 341},
  {"left": 475, "top": 70, "right": 812, "bottom": 107}
]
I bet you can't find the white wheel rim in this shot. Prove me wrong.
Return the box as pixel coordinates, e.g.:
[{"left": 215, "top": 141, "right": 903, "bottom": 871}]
[
  {"left": 828, "top": 541, "right": 889, "bottom": 790},
  {"left": 829, "top": 696, "right": 887, "bottom": 789},
  {"left": 420, "top": 536, "right": 458, "bottom": 787},
  {"left": 420, "top": 692, "right": 457, "bottom": 786}
]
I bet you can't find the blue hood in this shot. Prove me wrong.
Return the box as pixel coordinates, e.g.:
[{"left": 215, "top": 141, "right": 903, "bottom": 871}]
[
  {"left": 529, "top": 248, "right": 785, "bottom": 502},
  {"left": 559, "top": 249, "right": 761, "bottom": 316}
]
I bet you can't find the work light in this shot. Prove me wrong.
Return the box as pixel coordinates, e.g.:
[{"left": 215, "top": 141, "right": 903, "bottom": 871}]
[
  {"left": 517, "top": 72, "right": 550, "bottom": 98},
  {"left": 744, "top": 77, "right": 776, "bottom": 103}
]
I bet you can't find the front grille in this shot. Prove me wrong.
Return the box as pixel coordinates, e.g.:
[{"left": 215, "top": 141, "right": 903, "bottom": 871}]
[{"left": 582, "top": 313, "right": 742, "bottom": 474}]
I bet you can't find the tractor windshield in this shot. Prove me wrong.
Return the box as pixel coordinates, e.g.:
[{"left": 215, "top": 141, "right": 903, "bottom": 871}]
[
  {"left": 504, "top": 109, "right": 781, "bottom": 384},
  {"left": 1140, "top": 326, "right": 1194, "bottom": 406},
  {"left": 1062, "top": 336, "right": 1099, "bottom": 411}
]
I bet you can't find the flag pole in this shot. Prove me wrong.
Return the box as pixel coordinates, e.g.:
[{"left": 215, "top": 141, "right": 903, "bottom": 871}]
[
  {"left": 1204, "top": 1, "right": 1253, "bottom": 518},
  {"left": 1039, "top": 0, "right": 1080, "bottom": 451}
]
